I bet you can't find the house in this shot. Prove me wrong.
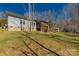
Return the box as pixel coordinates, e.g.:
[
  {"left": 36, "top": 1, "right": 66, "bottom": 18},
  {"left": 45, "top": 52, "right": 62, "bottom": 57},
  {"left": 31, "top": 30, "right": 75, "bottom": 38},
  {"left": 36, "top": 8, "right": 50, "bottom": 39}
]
[
  {"left": 4, "top": 11, "right": 36, "bottom": 31},
  {"left": 0, "top": 11, "right": 55, "bottom": 32},
  {"left": 36, "top": 20, "right": 60, "bottom": 32},
  {"left": 36, "top": 20, "right": 49, "bottom": 32}
]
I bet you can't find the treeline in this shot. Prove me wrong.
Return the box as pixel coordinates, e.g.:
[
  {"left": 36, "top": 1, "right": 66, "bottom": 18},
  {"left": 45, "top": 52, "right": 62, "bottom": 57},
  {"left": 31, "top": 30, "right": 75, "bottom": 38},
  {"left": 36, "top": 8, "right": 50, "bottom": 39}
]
[
  {"left": 0, "top": 19, "right": 7, "bottom": 29},
  {"left": 24, "top": 4, "right": 79, "bottom": 33},
  {"left": 57, "top": 4, "right": 79, "bottom": 34},
  {"left": 24, "top": 10, "right": 55, "bottom": 32}
]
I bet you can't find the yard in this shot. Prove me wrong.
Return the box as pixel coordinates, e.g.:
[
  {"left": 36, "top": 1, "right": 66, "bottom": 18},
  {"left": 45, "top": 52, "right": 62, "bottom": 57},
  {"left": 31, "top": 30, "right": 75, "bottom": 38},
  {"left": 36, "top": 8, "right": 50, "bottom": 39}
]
[{"left": 0, "top": 30, "right": 79, "bottom": 56}]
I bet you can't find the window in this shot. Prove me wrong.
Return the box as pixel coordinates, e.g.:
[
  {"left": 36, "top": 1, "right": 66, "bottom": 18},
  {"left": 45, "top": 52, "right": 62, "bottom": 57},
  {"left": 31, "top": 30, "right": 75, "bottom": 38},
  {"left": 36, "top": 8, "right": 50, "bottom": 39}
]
[
  {"left": 23, "top": 20, "right": 25, "bottom": 25},
  {"left": 20, "top": 20, "right": 22, "bottom": 24}
]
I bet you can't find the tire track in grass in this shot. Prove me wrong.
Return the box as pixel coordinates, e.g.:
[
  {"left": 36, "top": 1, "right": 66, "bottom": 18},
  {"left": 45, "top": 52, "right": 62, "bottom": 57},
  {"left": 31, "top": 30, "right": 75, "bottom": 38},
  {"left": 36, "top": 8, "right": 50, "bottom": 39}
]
[{"left": 21, "top": 32, "right": 60, "bottom": 56}]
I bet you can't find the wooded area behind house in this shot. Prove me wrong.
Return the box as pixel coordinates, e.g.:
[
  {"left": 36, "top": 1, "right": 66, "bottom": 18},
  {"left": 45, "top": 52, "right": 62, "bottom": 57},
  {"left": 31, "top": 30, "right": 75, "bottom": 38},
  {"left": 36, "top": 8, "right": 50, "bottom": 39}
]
[
  {"left": 30, "top": 4, "right": 79, "bottom": 34},
  {"left": 57, "top": 4, "right": 79, "bottom": 34},
  {"left": 23, "top": 4, "right": 79, "bottom": 34}
]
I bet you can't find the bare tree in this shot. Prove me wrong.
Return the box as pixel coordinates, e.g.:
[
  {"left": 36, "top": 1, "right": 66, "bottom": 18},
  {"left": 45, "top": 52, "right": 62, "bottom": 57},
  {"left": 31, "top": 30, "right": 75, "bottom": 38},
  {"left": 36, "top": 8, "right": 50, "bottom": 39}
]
[
  {"left": 47, "top": 10, "right": 54, "bottom": 32},
  {"left": 57, "top": 4, "right": 79, "bottom": 35}
]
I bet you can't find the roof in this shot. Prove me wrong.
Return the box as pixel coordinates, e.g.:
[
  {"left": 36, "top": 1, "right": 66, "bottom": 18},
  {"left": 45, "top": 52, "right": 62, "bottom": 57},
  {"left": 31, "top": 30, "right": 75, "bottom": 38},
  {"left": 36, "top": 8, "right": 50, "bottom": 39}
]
[
  {"left": 40, "top": 20, "right": 48, "bottom": 24},
  {"left": 5, "top": 11, "right": 28, "bottom": 20},
  {"left": 35, "top": 20, "right": 48, "bottom": 24}
]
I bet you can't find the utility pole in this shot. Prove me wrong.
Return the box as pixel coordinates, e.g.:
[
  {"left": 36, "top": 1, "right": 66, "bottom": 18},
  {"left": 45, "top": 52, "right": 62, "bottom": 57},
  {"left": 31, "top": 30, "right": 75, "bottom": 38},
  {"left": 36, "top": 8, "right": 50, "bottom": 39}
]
[
  {"left": 32, "top": 3, "right": 35, "bottom": 20},
  {"left": 29, "top": 3, "right": 32, "bottom": 32},
  {"left": 29, "top": 3, "right": 35, "bottom": 32}
]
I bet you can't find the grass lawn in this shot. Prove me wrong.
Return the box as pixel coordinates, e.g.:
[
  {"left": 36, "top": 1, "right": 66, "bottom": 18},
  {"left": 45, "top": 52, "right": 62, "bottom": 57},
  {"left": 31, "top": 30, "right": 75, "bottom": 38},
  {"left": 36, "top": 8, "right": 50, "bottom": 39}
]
[{"left": 0, "top": 30, "right": 79, "bottom": 56}]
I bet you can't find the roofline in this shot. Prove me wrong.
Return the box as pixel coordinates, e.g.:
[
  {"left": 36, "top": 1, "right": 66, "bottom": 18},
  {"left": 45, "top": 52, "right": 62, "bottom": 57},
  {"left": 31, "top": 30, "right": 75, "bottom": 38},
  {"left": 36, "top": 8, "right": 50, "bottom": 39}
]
[
  {"left": 5, "top": 11, "right": 28, "bottom": 20},
  {"left": 36, "top": 20, "right": 48, "bottom": 24}
]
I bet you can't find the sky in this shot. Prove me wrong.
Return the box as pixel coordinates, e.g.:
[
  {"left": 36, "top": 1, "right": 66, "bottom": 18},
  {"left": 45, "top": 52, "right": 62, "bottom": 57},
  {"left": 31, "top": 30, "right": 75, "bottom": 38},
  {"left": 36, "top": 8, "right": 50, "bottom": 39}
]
[
  {"left": 0, "top": 3, "right": 68, "bottom": 20},
  {"left": 0, "top": 3, "right": 68, "bottom": 15}
]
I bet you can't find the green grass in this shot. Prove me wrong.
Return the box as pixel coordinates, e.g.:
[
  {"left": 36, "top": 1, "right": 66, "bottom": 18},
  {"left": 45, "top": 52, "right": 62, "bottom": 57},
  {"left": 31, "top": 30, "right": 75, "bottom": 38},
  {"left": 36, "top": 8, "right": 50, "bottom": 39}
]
[{"left": 0, "top": 30, "right": 79, "bottom": 56}]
